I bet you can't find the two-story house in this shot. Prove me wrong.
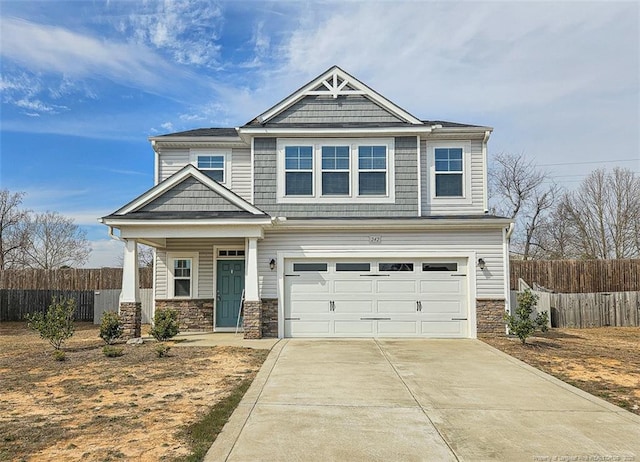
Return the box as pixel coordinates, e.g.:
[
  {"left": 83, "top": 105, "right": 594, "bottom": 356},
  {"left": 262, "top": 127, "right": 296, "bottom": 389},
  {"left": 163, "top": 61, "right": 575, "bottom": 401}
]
[{"left": 101, "top": 66, "right": 512, "bottom": 339}]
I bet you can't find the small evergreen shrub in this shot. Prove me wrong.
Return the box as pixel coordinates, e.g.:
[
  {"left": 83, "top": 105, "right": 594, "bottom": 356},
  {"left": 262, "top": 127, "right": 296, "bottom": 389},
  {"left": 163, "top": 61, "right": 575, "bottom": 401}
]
[
  {"left": 154, "top": 343, "right": 171, "bottom": 358},
  {"left": 102, "top": 345, "right": 124, "bottom": 357},
  {"left": 99, "top": 311, "right": 124, "bottom": 345},
  {"left": 150, "top": 308, "right": 180, "bottom": 342},
  {"left": 26, "top": 297, "right": 76, "bottom": 351},
  {"left": 504, "top": 289, "right": 549, "bottom": 345},
  {"left": 52, "top": 350, "right": 66, "bottom": 361}
]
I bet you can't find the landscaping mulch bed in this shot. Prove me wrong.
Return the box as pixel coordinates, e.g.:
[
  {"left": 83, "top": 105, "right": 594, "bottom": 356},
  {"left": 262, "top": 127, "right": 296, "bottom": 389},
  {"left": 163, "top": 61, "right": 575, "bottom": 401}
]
[
  {"left": 0, "top": 322, "right": 268, "bottom": 461},
  {"left": 482, "top": 327, "right": 640, "bottom": 415}
]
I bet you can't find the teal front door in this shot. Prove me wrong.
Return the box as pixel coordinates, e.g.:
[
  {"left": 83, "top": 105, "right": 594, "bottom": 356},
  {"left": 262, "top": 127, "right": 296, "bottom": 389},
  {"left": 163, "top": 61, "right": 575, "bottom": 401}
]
[{"left": 216, "top": 260, "right": 245, "bottom": 328}]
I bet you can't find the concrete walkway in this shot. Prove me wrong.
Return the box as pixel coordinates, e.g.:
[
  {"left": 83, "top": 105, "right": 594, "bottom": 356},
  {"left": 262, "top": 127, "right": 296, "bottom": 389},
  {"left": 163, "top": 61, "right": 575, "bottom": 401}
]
[{"left": 206, "top": 339, "right": 640, "bottom": 461}]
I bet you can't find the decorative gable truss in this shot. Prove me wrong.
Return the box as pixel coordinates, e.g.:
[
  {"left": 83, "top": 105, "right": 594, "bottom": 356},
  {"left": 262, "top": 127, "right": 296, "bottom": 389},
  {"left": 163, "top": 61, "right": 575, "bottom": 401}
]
[{"left": 253, "top": 66, "right": 424, "bottom": 126}]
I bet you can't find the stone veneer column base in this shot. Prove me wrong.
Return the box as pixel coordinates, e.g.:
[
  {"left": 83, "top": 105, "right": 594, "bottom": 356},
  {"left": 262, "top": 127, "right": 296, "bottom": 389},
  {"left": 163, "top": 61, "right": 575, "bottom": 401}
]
[
  {"left": 243, "top": 300, "right": 262, "bottom": 339},
  {"left": 119, "top": 302, "right": 142, "bottom": 339},
  {"left": 476, "top": 298, "right": 507, "bottom": 335},
  {"left": 154, "top": 299, "right": 214, "bottom": 332},
  {"left": 261, "top": 298, "right": 279, "bottom": 338}
]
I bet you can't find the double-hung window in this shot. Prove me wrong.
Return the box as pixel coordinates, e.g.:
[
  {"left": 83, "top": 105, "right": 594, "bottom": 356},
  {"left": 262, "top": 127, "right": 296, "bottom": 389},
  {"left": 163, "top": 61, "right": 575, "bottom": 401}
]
[
  {"left": 434, "top": 147, "right": 463, "bottom": 197},
  {"left": 173, "top": 259, "right": 192, "bottom": 297},
  {"left": 358, "top": 146, "right": 387, "bottom": 195},
  {"left": 285, "top": 146, "right": 313, "bottom": 196},
  {"left": 321, "top": 146, "right": 350, "bottom": 195},
  {"left": 197, "top": 155, "right": 225, "bottom": 182}
]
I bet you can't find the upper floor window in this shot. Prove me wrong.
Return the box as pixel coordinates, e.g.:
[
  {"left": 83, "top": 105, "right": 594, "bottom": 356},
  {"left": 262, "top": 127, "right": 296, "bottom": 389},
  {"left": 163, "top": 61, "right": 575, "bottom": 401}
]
[
  {"left": 322, "top": 146, "right": 350, "bottom": 195},
  {"left": 190, "top": 149, "right": 230, "bottom": 184},
  {"left": 285, "top": 146, "right": 313, "bottom": 196},
  {"left": 197, "top": 155, "right": 225, "bottom": 182},
  {"left": 434, "top": 148, "right": 463, "bottom": 197},
  {"left": 358, "top": 146, "right": 387, "bottom": 195},
  {"left": 277, "top": 138, "right": 395, "bottom": 204}
]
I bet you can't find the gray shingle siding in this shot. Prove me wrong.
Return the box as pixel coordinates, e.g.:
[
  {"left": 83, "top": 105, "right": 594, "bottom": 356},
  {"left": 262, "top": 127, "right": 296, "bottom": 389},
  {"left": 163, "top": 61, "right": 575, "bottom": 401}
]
[
  {"left": 140, "top": 177, "right": 245, "bottom": 213},
  {"left": 268, "top": 95, "right": 404, "bottom": 124},
  {"left": 253, "top": 137, "right": 418, "bottom": 217}
]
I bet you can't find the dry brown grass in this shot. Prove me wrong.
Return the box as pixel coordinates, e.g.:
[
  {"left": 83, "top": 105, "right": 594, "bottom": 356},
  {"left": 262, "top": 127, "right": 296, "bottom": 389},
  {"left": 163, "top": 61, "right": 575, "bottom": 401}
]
[
  {"left": 0, "top": 322, "right": 268, "bottom": 461},
  {"left": 482, "top": 327, "right": 640, "bottom": 415}
]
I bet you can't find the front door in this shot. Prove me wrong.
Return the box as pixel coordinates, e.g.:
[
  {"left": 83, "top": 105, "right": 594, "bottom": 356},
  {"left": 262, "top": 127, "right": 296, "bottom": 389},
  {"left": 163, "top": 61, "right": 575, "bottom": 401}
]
[{"left": 216, "top": 260, "right": 245, "bottom": 328}]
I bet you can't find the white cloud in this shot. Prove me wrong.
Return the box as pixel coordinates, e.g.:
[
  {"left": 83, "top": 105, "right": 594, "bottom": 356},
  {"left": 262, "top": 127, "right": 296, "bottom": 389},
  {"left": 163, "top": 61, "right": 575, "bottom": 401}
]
[{"left": 160, "top": 121, "right": 174, "bottom": 131}]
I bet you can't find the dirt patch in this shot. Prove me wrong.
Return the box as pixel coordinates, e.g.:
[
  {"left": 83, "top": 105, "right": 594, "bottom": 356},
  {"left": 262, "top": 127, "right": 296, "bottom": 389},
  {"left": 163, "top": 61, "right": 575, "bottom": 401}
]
[
  {"left": 482, "top": 327, "right": 640, "bottom": 415},
  {"left": 0, "top": 323, "right": 268, "bottom": 461}
]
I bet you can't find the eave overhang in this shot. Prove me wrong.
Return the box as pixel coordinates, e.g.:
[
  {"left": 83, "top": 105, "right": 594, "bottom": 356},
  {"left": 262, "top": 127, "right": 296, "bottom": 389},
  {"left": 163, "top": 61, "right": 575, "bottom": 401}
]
[{"left": 270, "top": 216, "right": 512, "bottom": 231}]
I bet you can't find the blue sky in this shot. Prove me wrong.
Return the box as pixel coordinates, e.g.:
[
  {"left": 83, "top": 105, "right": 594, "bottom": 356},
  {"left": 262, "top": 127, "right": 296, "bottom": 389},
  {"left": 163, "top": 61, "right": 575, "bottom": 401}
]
[{"left": 1, "top": 0, "right": 638, "bottom": 268}]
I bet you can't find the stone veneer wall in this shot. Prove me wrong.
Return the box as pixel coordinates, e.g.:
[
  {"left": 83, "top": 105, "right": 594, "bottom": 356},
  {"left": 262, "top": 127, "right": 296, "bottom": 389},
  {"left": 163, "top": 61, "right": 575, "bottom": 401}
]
[
  {"left": 261, "top": 298, "right": 278, "bottom": 338},
  {"left": 476, "top": 298, "right": 506, "bottom": 335},
  {"left": 243, "top": 300, "right": 262, "bottom": 339},
  {"left": 155, "top": 299, "right": 213, "bottom": 332},
  {"left": 119, "top": 302, "right": 141, "bottom": 339}
]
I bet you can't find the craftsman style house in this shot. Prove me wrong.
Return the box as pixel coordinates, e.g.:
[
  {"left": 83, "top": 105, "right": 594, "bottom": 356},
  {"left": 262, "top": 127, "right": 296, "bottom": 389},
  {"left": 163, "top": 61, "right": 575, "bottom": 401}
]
[{"left": 102, "top": 66, "right": 512, "bottom": 339}]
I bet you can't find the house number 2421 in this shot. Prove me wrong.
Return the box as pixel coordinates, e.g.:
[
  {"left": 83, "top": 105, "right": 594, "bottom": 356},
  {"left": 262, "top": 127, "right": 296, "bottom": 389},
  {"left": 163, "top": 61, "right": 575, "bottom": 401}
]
[{"left": 369, "top": 236, "right": 382, "bottom": 244}]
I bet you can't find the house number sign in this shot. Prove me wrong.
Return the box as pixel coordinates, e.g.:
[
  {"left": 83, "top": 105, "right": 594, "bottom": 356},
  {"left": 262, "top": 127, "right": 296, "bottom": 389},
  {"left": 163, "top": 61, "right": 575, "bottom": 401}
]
[{"left": 369, "top": 235, "right": 382, "bottom": 244}]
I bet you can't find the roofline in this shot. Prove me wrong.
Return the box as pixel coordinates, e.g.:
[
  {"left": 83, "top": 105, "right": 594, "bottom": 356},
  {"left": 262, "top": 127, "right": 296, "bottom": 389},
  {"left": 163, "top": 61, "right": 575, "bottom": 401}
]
[
  {"left": 148, "top": 135, "right": 241, "bottom": 143},
  {"left": 271, "top": 216, "right": 512, "bottom": 230},
  {"left": 100, "top": 217, "right": 273, "bottom": 227}
]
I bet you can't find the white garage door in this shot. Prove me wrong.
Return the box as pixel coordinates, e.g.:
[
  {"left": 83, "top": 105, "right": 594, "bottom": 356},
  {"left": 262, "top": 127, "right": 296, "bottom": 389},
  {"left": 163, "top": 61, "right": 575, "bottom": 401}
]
[{"left": 284, "top": 258, "right": 469, "bottom": 338}]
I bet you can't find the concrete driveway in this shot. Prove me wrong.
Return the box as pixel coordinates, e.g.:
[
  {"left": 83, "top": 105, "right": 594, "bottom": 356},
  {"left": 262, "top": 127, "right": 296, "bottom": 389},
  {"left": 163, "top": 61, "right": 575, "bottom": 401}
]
[{"left": 206, "top": 339, "right": 640, "bottom": 461}]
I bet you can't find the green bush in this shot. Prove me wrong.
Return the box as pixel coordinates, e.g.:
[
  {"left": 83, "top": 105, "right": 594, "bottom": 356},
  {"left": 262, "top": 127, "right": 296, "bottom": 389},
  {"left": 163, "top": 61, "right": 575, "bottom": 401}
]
[
  {"left": 154, "top": 343, "right": 171, "bottom": 358},
  {"left": 26, "top": 297, "right": 76, "bottom": 351},
  {"left": 99, "top": 311, "right": 123, "bottom": 345},
  {"left": 102, "top": 345, "right": 124, "bottom": 357},
  {"left": 52, "top": 350, "right": 66, "bottom": 361},
  {"left": 150, "top": 308, "right": 180, "bottom": 342},
  {"left": 504, "top": 289, "right": 549, "bottom": 345}
]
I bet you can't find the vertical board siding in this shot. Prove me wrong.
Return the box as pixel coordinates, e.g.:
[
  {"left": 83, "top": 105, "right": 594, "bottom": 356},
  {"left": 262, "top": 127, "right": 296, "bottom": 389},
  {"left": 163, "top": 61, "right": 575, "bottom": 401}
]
[
  {"left": 0, "top": 290, "right": 94, "bottom": 322},
  {"left": 268, "top": 95, "right": 404, "bottom": 124},
  {"left": 253, "top": 136, "right": 419, "bottom": 217},
  {"left": 511, "top": 259, "right": 640, "bottom": 293},
  {"left": 258, "top": 228, "right": 505, "bottom": 299},
  {"left": 154, "top": 238, "right": 244, "bottom": 299},
  {"left": 421, "top": 138, "right": 485, "bottom": 215}
]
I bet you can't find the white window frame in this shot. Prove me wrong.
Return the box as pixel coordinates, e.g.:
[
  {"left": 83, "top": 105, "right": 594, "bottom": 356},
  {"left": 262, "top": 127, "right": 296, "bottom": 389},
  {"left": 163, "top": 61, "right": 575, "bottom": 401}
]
[
  {"left": 321, "top": 145, "right": 351, "bottom": 196},
  {"left": 276, "top": 138, "right": 395, "bottom": 203},
  {"left": 168, "top": 252, "right": 199, "bottom": 299},
  {"left": 190, "top": 149, "right": 231, "bottom": 185},
  {"left": 428, "top": 141, "right": 472, "bottom": 204},
  {"left": 283, "top": 145, "right": 314, "bottom": 197}
]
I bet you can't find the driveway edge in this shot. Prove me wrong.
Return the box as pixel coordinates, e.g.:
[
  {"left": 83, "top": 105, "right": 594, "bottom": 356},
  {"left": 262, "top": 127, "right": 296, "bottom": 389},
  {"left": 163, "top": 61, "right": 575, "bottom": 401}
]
[
  {"left": 476, "top": 339, "right": 640, "bottom": 424},
  {"left": 203, "top": 339, "right": 288, "bottom": 462}
]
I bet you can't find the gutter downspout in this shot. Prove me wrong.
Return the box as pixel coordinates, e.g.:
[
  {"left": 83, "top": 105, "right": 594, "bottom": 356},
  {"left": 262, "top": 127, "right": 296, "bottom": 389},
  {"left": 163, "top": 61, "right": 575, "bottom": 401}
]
[
  {"left": 482, "top": 130, "right": 491, "bottom": 213},
  {"left": 503, "top": 222, "right": 515, "bottom": 332}
]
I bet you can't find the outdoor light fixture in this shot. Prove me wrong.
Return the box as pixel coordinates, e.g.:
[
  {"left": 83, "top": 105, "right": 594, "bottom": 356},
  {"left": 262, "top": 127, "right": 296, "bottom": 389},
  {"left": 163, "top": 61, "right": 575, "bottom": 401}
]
[
  {"left": 477, "top": 258, "right": 486, "bottom": 270},
  {"left": 269, "top": 259, "right": 276, "bottom": 270}
]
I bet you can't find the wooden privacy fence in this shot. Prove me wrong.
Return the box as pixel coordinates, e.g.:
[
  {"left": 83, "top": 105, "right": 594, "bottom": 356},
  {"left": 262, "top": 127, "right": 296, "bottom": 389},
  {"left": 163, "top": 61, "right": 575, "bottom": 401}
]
[
  {"left": 0, "top": 268, "right": 153, "bottom": 290},
  {"left": 0, "top": 290, "right": 94, "bottom": 322},
  {"left": 548, "top": 291, "right": 640, "bottom": 328},
  {"left": 510, "top": 259, "right": 640, "bottom": 293}
]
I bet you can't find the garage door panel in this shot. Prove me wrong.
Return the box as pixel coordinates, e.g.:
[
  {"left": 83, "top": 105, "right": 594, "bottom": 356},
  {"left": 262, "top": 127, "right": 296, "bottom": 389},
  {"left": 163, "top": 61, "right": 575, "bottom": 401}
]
[
  {"left": 289, "top": 280, "right": 330, "bottom": 294},
  {"left": 334, "top": 320, "right": 374, "bottom": 334},
  {"left": 377, "top": 321, "right": 418, "bottom": 335},
  {"left": 420, "top": 280, "right": 464, "bottom": 294},
  {"left": 290, "top": 300, "right": 331, "bottom": 314},
  {"left": 376, "top": 280, "right": 416, "bottom": 293},
  {"left": 421, "top": 300, "right": 464, "bottom": 314},
  {"left": 420, "top": 321, "right": 466, "bottom": 336},
  {"left": 377, "top": 300, "right": 418, "bottom": 314},
  {"left": 285, "top": 320, "right": 331, "bottom": 336},
  {"left": 334, "top": 300, "right": 373, "bottom": 313},
  {"left": 334, "top": 280, "right": 373, "bottom": 293}
]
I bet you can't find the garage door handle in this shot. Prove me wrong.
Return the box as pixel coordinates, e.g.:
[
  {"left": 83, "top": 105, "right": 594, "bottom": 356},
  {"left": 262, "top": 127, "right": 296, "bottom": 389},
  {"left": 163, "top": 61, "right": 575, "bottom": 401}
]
[
  {"left": 416, "top": 301, "right": 422, "bottom": 311},
  {"left": 451, "top": 318, "right": 468, "bottom": 321},
  {"left": 285, "top": 274, "right": 300, "bottom": 277},
  {"left": 285, "top": 317, "right": 300, "bottom": 321},
  {"left": 330, "top": 301, "right": 335, "bottom": 311},
  {"left": 451, "top": 274, "right": 466, "bottom": 277},
  {"left": 364, "top": 274, "right": 390, "bottom": 277},
  {"left": 360, "top": 317, "right": 391, "bottom": 321}
]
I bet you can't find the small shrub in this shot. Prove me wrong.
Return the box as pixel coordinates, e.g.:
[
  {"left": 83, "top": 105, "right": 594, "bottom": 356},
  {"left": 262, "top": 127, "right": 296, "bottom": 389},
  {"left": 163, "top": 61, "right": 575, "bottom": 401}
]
[
  {"left": 99, "top": 311, "right": 124, "bottom": 345},
  {"left": 102, "top": 345, "right": 124, "bottom": 357},
  {"left": 155, "top": 343, "right": 171, "bottom": 358},
  {"left": 26, "top": 296, "right": 76, "bottom": 351},
  {"left": 504, "top": 289, "right": 549, "bottom": 345},
  {"left": 52, "top": 350, "right": 66, "bottom": 361},
  {"left": 150, "top": 308, "right": 180, "bottom": 342}
]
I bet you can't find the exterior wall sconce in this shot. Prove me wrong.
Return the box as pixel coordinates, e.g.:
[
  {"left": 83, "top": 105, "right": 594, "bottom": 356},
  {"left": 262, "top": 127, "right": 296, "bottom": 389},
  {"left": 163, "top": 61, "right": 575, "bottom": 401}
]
[
  {"left": 477, "top": 258, "right": 486, "bottom": 270},
  {"left": 269, "top": 259, "right": 276, "bottom": 271}
]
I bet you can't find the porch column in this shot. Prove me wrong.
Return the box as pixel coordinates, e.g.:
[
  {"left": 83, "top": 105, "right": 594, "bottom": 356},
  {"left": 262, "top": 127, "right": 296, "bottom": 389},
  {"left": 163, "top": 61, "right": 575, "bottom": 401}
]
[
  {"left": 243, "top": 237, "right": 262, "bottom": 339},
  {"left": 119, "top": 239, "right": 141, "bottom": 339}
]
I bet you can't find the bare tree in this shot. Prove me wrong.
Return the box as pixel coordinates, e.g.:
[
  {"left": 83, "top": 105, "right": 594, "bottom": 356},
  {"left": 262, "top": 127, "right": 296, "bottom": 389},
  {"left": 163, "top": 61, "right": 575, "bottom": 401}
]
[
  {"left": 559, "top": 168, "right": 640, "bottom": 259},
  {"left": 18, "top": 211, "right": 91, "bottom": 269},
  {"left": 114, "top": 243, "right": 154, "bottom": 268},
  {"left": 0, "top": 189, "right": 30, "bottom": 269},
  {"left": 489, "top": 153, "right": 559, "bottom": 259}
]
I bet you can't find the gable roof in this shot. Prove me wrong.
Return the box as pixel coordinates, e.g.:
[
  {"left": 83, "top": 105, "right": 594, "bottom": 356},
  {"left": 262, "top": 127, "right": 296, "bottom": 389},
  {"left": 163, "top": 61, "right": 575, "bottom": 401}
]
[
  {"left": 245, "top": 66, "right": 423, "bottom": 127},
  {"left": 106, "top": 165, "right": 268, "bottom": 219}
]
